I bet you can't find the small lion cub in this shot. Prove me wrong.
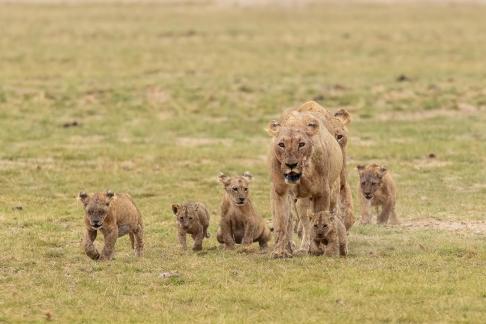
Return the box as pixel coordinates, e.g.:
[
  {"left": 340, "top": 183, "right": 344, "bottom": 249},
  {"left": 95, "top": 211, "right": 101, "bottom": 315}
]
[
  {"left": 79, "top": 191, "right": 144, "bottom": 261},
  {"left": 217, "top": 172, "right": 271, "bottom": 250},
  {"left": 309, "top": 211, "right": 348, "bottom": 257},
  {"left": 357, "top": 164, "right": 399, "bottom": 225},
  {"left": 171, "top": 202, "right": 210, "bottom": 251}
]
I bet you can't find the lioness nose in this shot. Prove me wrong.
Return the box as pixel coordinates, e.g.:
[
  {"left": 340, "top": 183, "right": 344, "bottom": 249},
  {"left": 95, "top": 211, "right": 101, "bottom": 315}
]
[{"left": 286, "top": 162, "right": 298, "bottom": 169}]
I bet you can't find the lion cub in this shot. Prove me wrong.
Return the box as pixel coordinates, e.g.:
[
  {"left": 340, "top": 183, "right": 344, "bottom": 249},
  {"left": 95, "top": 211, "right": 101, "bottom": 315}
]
[
  {"left": 217, "top": 172, "right": 271, "bottom": 250},
  {"left": 79, "top": 191, "right": 144, "bottom": 261},
  {"left": 171, "top": 202, "right": 210, "bottom": 251},
  {"left": 357, "top": 164, "right": 399, "bottom": 225},
  {"left": 309, "top": 211, "right": 348, "bottom": 257}
]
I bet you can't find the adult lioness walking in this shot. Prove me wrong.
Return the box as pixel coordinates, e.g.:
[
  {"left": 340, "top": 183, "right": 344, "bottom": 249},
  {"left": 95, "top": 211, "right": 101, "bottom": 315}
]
[{"left": 267, "top": 101, "right": 343, "bottom": 258}]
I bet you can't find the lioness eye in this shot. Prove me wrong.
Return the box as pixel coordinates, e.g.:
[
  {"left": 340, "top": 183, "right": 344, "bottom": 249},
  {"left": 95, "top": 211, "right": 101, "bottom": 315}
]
[
  {"left": 299, "top": 142, "right": 305, "bottom": 148},
  {"left": 323, "top": 224, "right": 328, "bottom": 228},
  {"left": 189, "top": 216, "right": 193, "bottom": 220},
  {"left": 232, "top": 187, "right": 238, "bottom": 191},
  {"left": 278, "top": 143, "right": 285, "bottom": 148}
]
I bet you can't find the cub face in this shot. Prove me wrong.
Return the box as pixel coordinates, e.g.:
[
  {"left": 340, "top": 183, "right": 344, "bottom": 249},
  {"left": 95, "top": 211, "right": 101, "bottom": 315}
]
[
  {"left": 309, "top": 211, "right": 336, "bottom": 240},
  {"left": 332, "top": 109, "right": 351, "bottom": 148},
  {"left": 172, "top": 203, "right": 199, "bottom": 231},
  {"left": 357, "top": 164, "right": 387, "bottom": 200},
  {"left": 218, "top": 171, "right": 252, "bottom": 206},
  {"left": 79, "top": 191, "right": 115, "bottom": 230}
]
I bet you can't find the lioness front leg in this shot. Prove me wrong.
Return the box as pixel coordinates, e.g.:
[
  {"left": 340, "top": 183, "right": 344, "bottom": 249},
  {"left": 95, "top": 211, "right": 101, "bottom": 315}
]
[
  {"left": 84, "top": 229, "right": 100, "bottom": 260},
  {"left": 313, "top": 184, "right": 331, "bottom": 212},
  {"left": 341, "top": 181, "right": 355, "bottom": 231},
  {"left": 100, "top": 229, "right": 118, "bottom": 261},
  {"left": 271, "top": 188, "right": 292, "bottom": 258},
  {"left": 295, "top": 198, "right": 311, "bottom": 252}
]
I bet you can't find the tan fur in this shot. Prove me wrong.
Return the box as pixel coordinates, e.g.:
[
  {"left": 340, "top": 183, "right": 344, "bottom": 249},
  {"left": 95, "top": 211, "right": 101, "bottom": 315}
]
[
  {"left": 172, "top": 202, "right": 210, "bottom": 251},
  {"left": 216, "top": 172, "right": 271, "bottom": 250},
  {"left": 291, "top": 106, "right": 355, "bottom": 237},
  {"left": 309, "top": 210, "right": 348, "bottom": 257},
  {"left": 267, "top": 101, "right": 343, "bottom": 258},
  {"left": 357, "top": 164, "right": 399, "bottom": 225},
  {"left": 80, "top": 191, "right": 144, "bottom": 261}
]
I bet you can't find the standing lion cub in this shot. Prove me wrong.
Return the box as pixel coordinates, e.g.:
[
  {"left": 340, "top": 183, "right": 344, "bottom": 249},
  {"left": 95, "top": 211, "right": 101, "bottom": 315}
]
[
  {"left": 217, "top": 172, "right": 271, "bottom": 250},
  {"left": 80, "top": 191, "right": 144, "bottom": 261},
  {"left": 357, "top": 164, "right": 399, "bottom": 225},
  {"left": 309, "top": 210, "right": 348, "bottom": 257},
  {"left": 172, "top": 202, "right": 210, "bottom": 251}
]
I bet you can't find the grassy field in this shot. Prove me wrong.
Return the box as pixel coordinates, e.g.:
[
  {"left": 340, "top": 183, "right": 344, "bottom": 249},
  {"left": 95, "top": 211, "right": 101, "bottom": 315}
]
[{"left": 1, "top": 1, "right": 485, "bottom": 322}]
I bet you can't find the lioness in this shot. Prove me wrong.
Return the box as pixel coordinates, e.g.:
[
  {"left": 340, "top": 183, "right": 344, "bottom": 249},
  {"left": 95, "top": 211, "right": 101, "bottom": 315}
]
[
  {"left": 80, "top": 191, "right": 144, "bottom": 260},
  {"left": 309, "top": 210, "right": 348, "bottom": 257},
  {"left": 216, "top": 172, "right": 271, "bottom": 250},
  {"left": 292, "top": 102, "right": 355, "bottom": 233},
  {"left": 267, "top": 101, "right": 343, "bottom": 258},
  {"left": 172, "top": 202, "right": 210, "bottom": 251},
  {"left": 357, "top": 164, "right": 399, "bottom": 225}
]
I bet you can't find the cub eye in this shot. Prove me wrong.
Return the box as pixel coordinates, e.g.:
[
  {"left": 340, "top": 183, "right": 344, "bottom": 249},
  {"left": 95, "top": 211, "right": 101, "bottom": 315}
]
[
  {"left": 189, "top": 216, "right": 193, "bottom": 220},
  {"left": 278, "top": 143, "right": 285, "bottom": 148},
  {"left": 232, "top": 187, "right": 238, "bottom": 191},
  {"left": 314, "top": 224, "right": 318, "bottom": 228},
  {"left": 361, "top": 181, "right": 366, "bottom": 186},
  {"left": 244, "top": 188, "right": 248, "bottom": 192},
  {"left": 323, "top": 224, "right": 328, "bottom": 228},
  {"left": 298, "top": 142, "right": 305, "bottom": 148}
]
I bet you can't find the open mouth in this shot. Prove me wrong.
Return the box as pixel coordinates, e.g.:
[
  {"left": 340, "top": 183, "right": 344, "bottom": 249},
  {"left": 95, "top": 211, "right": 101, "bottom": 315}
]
[
  {"left": 365, "top": 194, "right": 373, "bottom": 200},
  {"left": 91, "top": 224, "right": 102, "bottom": 230},
  {"left": 284, "top": 172, "right": 302, "bottom": 183},
  {"left": 235, "top": 201, "right": 246, "bottom": 206}
]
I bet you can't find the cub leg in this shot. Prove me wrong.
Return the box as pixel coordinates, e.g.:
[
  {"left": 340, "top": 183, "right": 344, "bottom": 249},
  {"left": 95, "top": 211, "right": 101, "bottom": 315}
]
[
  {"left": 389, "top": 209, "right": 400, "bottom": 225},
  {"left": 377, "top": 202, "right": 393, "bottom": 225},
  {"left": 129, "top": 233, "right": 135, "bottom": 250},
  {"left": 84, "top": 229, "right": 100, "bottom": 260},
  {"left": 324, "top": 239, "right": 339, "bottom": 257},
  {"left": 178, "top": 228, "right": 188, "bottom": 250},
  {"left": 192, "top": 231, "right": 204, "bottom": 251},
  {"left": 219, "top": 220, "right": 235, "bottom": 250},
  {"left": 309, "top": 240, "right": 323, "bottom": 256},
  {"left": 133, "top": 225, "right": 144, "bottom": 257},
  {"left": 100, "top": 228, "right": 118, "bottom": 261},
  {"left": 359, "top": 196, "right": 372, "bottom": 225}
]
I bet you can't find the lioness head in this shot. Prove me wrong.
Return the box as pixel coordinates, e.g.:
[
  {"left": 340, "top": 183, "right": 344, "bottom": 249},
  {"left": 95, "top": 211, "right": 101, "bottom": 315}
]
[
  {"left": 267, "top": 116, "right": 319, "bottom": 184},
  {"left": 79, "top": 191, "right": 115, "bottom": 230},
  {"left": 309, "top": 210, "right": 336, "bottom": 240},
  {"left": 218, "top": 171, "right": 252, "bottom": 206},
  {"left": 172, "top": 203, "right": 199, "bottom": 231},
  {"left": 357, "top": 164, "right": 387, "bottom": 200}
]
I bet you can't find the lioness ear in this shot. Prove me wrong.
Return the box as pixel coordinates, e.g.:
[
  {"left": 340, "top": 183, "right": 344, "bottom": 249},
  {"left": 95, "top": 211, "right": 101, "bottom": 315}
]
[
  {"left": 265, "top": 120, "right": 281, "bottom": 137},
  {"left": 79, "top": 192, "right": 90, "bottom": 207},
  {"left": 171, "top": 204, "right": 180, "bottom": 215},
  {"left": 242, "top": 171, "right": 252, "bottom": 182},
  {"left": 334, "top": 109, "right": 351, "bottom": 125},
  {"left": 218, "top": 172, "right": 231, "bottom": 186},
  {"left": 379, "top": 166, "right": 387, "bottom": 178},
  {"left": 305, "top": 118, "right": 319, "bottom": 137},
  {"left": 357, "top": 164, "right": 365, "bottom": 173}
]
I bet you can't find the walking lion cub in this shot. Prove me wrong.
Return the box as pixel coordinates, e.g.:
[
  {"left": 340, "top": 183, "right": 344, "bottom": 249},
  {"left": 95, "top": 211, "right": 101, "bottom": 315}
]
[
  {"left": 171, "top": 202, "right": 210, "bottom": 251},
  {"left": 357, "top": 164, "right": 399, "bottom": 225},
  {"left": 217, "top": 172, "right": 271, "bottom": 250},
  {"left": 309, "top": 210, "right": 348, "bottom": 257},
  {"left": 79, "top": 191, "right": 144, "bottom": 260}
]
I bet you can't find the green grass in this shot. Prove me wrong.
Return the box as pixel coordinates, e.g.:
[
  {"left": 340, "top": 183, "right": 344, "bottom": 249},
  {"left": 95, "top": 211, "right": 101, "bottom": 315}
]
[{"left": 1, "top": 1, "right": 485, "bottom": 322}]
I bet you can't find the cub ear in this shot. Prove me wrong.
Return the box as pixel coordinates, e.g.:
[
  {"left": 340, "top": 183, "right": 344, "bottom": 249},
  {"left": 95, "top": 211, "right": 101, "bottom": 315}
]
[
  {"left": 242, "top": 171, "right": 252, "bottom": 182},
  {"left": 328, "top": 213, "right": 335, "bottom": 222},
  {"left": 307, "top": 210, "right": 315, "bottom": 221},
  {"left": 171, "top": 204, "right": 180, "bottom": 215},
  {"left": 106, "top": 190, "right": 115, "bottom": 199},
  {"left": 379, "top": 166, "right": 387, "bottom": 178},
  {"left": 265, "top": 120, "right": 281, "bottom": 137},
  {"left": 79, "top": 192, "right": 90, "bottom": 207},
  {"left": 357, "top": 164, "right": 365, "bottom": 173},
  {"left": 218, "top": 172, "right": 231, "bottom": 186},
  {"left": 334, "top": 109, "right": 351, "bottom": 125},
  {"left": 305, "top": 117, "right": 319, "bottom": 137}
]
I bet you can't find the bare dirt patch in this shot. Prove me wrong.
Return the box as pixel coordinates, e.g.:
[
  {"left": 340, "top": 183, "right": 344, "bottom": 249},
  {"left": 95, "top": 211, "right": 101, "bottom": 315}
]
[{"left": 402, "top": 218, "right": 486, "bottom": 235}]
